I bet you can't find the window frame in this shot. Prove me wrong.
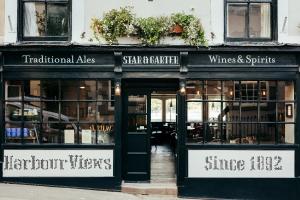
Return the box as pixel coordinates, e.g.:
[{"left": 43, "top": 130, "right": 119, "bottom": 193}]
[
  {"left": 4, "top": 79, "right": 115, "bottom": 145},
  {"left": 18, "top": 0, "right": 72, "bottom": 42},
  {"left": 224, "top": 0, "right": 277, "bottom": 42},
  {"left": 185, "top": 80, "right": 296, "bottom": 145}
]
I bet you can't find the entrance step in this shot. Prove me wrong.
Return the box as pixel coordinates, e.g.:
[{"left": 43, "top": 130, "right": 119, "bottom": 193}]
[{"left": 121, "top": 182, "right": 177, "bottom": 196}]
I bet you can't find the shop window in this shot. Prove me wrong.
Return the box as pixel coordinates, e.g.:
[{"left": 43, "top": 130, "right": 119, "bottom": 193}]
[
  {"left": 186, "top": 80, "right": 295, "bottom": 145},
  {"left": 226, "top": 0, "right": 274, "bottom": 41},
  {"left": 20, "top": 0, "right": 71, "bottom": 41},
  {"left": 4, "top": 80, "right": 115, "bottom": 145}
]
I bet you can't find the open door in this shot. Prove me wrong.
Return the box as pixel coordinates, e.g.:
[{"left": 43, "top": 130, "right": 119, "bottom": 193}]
[{"left": 123, "top": 91, "right": 151, "bottom": 181}]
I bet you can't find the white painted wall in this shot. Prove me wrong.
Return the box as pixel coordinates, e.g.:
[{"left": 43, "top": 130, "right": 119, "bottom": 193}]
[
  {"left": 2, "top": 0, "right": 300, "bottom": 45},
  {"left": 278, "top": 0, "right": 300, "bottom": 44},
  {"left": 4, "top": 0, "right": 17, "bottom": 44},
  {"left": 0, "top": 0, "right": 5, "bottom": 44},
  {"left": 75, "top": 0, "right": 224, "bottom": 45}
]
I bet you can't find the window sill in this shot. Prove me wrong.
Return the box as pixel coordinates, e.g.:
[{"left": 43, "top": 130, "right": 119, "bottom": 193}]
[{"left": 224, "top": 41, "right": 280, "bottom": 47}]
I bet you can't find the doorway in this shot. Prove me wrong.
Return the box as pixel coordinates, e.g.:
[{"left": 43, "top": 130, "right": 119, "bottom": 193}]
[
  {"left": 150, "top": 92, "right": 177, "bottom": 183},
  {"left": 122, "top": 79, "right": 178, "bottom": 183}
]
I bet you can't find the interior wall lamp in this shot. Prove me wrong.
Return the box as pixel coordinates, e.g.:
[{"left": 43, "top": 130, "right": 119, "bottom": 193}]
[
  {"left": 180, "top": 81, "right": 186, "bottom": 95},
  {"left": 115, "top": 81, "right": 121, "bottom": 96}
]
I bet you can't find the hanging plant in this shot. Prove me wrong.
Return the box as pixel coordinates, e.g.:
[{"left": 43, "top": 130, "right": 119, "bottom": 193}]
[
  {"left": 134, "top": 16, "right": 170, "bottom": 45},
  {"left": 90, "top": 7, "right": 135, "bottom": 44}
]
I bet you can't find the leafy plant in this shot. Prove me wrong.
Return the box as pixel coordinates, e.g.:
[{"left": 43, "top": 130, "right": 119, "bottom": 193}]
[
  {"left": 90, "top": 8, "right": 207, "bottom": 46},
  {"left": 135, "top": 16, "right": 170, "bottom": 45},
  {"left": 170, "top": 13, "right": 206, "bottom": 46},
  {"left": 91, "top": 7, "right": 134, "bottom": 44}
]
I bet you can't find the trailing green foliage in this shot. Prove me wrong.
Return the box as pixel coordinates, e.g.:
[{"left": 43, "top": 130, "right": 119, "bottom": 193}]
[{"left": 90, "top": 7, "right": 207, "bottom": 46}]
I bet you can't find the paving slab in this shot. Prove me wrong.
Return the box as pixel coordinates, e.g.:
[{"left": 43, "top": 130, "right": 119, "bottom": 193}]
[{"left": 0, "top": 183, "right": 212, "bottom": 200}]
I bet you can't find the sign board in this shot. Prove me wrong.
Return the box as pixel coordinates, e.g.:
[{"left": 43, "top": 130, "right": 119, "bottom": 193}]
[
  {"left": 189, "top": 53, "right": 297, "bottom": 67},
  {"left": 122, "top": 54, "right": 180, "bottom": 66},
  {"left": 4, "top": 53, "right": 114, "bottom": 66},
  {"left": 3, "top": 150, "right": 113, "bottom": 177},
  {"left": 188, "top": 150, "right": 294, "bottom": 178}
]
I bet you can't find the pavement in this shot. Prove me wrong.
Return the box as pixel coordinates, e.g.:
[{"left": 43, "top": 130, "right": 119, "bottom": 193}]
[{"left": 0, "top": 183, "right": 211, "bottom": 200}]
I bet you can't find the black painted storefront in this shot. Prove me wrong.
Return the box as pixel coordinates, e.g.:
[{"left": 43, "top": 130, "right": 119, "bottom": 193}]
[{"left": 0, "top": 45, "right": 300, "bottom": 199}]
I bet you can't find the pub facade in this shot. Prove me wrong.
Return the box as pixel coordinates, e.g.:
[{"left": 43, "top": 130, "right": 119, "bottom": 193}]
[{"left": 1, "top": 0, "right": 300, "bottom": 199}]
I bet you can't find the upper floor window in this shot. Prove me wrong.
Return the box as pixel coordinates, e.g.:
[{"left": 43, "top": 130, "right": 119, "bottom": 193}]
[
  {"left": 20, "top": 0, "right": 71, "bottom": 41},
  {"left": 226, "top": 0, "right": 275, "bottom": 41}
]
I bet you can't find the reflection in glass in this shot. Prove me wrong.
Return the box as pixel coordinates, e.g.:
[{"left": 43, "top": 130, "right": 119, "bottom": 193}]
[
  {"left": 279, "top": 124, "right": 294, "bottom": 144},
  {"left": 241, "top": 102, "right": 257, "bottom": 122},
  {"left": 23, "top": 101, "right": 40, "bottom": 121},
  {"left": 249, "top": 3, "right": 271, "bottom": 38},
  {"left": 223, "top": 81, "right": 235, "bottom": 100},
  {"left": 186, "top": 80, "right": 204, "bottom": 100},
  {"left": 42, "top": 80, "right": 59, "bottom": 100},
  {"left": 24, "top": 80, "right": 41, "bottom": 100},
  {"left": 61, "top": 102, "right": 77, "bottom": 121},
  {"left": 224, "top": 102, "right": 239, "bottom": 122},
  {"left": 47, "top": 3, "right": 69, "bottom": 36},
  {"left": 206, "top": 81, "right": 221, "bottom": 100},
  {"left": 224, "top": 123, "right": 240, "bottom": 144},
  {"left": 260, "top": 102, "right": 276, "bottom": 122},
  {"left": 79, "top": 81, "right": 96, "bottom": 100},
  {"left": 128, "top": 95, "right": 147, "bottom": 113},
  {"left": 278, "top": 81, "right": 294, "bottom": 101},
  {"left": 187, "top": 102, "right": 202, "bottom": 122},
  {"left": 96, "top": 102, "right": 115, "bottom": 122},
  {"left": 259, "top": 123, "right": 275, "bottom": 144},
  {"left": 5, "top": 123, "right": 23, "bottom": 143},
  {"left": 97, "top": 80, "right": 112, "bottom": 100},
  {"left": 5, "top": 81, "right": 22, "bottom": 100},
  {"left": 24, "top": 123, "right": 41, "bottom": 143},
  {"left": 128, "top": 115, "right": 147, "bottom": 132},
  {"left": 79, "top": 102, "right": 96, "bottom": 122},
  {"left": 42, "top": 101, "right": 59, "bottom": 122},
  {"left": 61, "top": 80, "right": 78, "bottom": 100},
  {"left": 151, "top": 98, "right": 162, "bottom": 122},
  {"left": 23, "top": 2, "right": 69, "bottom": 37},
  {"left": 5, "top": 103, "right": 23, "bottom": 122},
  {"left": 227, "top": 4, "right": 247, "bottom": 38}
]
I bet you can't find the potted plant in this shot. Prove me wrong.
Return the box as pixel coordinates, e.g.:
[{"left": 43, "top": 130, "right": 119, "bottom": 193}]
[{"left": 169, "top": 13, "right": 193, "bottom": 35}]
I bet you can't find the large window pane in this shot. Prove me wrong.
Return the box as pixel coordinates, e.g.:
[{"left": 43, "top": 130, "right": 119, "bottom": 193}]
[
  {"left": 259, "top": 123, "right": 275, "bottom": 144},
  {"left": 24, "top": 80, "right": 40, "bottom": 100},
  {"left": 187, "top": 102, "right": 202, "bottom": 122},
  {"left": 151, "top": 98, "right": 162, "bottom": 122},
  {"left": 47, "top": 3, "right": 69, "bottom": 36},
  {"left": 5, "top": 81, "right": 22, "bottom": 100},
  {"left": 61, "top": 80, "right": 78, "bottom": 100},
  {"left": 249, "top": 3, "right": 271, "bottom": 38},
  {"left": 23, "top": 2, "right": 45, "bottom": 37},
  {"left": 23, "top": 2, "right": 69, "bottom": 37},
  {"left": 79, "top": 81, "right": 96, "bottom": 100},
  {"left": 128, "top": 95, "right": 147, "bottom": 114},
  {"left": 187, "top": 80, "right": 204, "bottom": 100},
  {"left": 278, "top": 81, "right": 294, "bottom": 101},
  {"left": 279, "top": 124, "right": 294, "bottom": 144},
  {"left": 97, "top": 80, "right": 113, "bottom": 101},
  {"left": 61, "top": 102, "right": 77, "bottom": 121},
  {"left": 227, "top": 4, "right": 247, "bottom": 38},
  {"left": 79, "top": 102, "right": 97, "bottom": 122},
  {"left": 41, "top": 80, "right": 59, "bottom": 100},
  {"left": 96, "top": 102, "right": 114, "bottom": 123}
]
